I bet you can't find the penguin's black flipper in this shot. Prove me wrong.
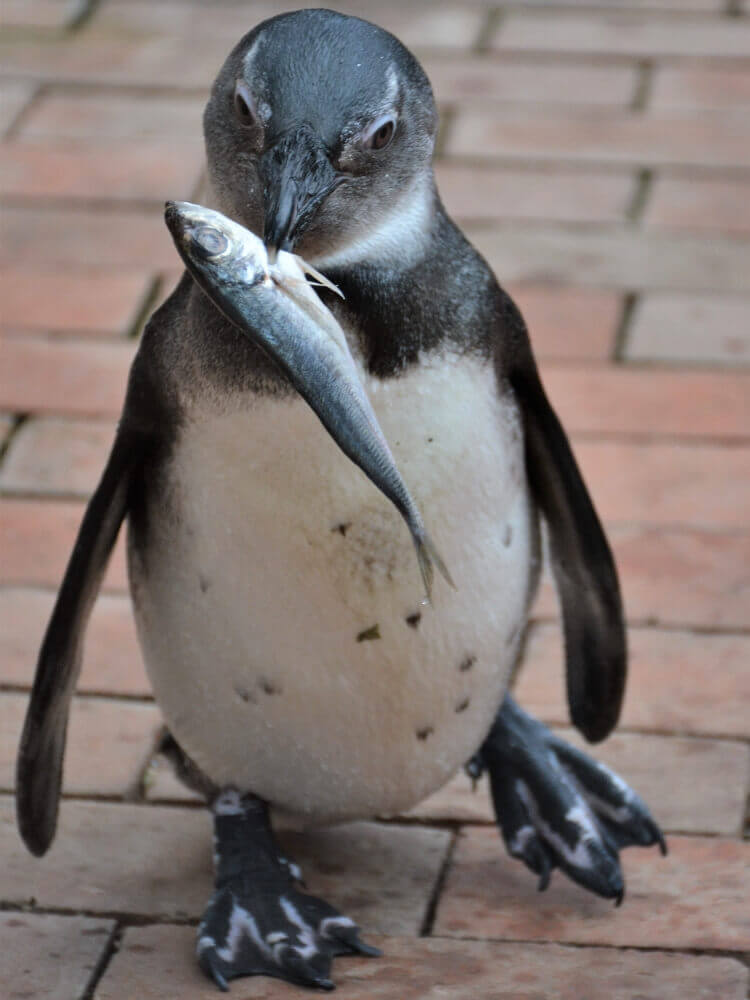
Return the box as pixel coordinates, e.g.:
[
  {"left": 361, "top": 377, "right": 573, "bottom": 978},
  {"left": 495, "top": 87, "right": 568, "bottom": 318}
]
[
  {"left": 500, "top": 292, "right": 625, "bottom": 742},
  {"left": 198, "top": 791, "right": 380, "bottom": 992},
  {"left": 16, "top": 427, "right": 145, "bottom": 857},
  {"left": 478, "top": 696, "right": 666, "bottom": 901}
]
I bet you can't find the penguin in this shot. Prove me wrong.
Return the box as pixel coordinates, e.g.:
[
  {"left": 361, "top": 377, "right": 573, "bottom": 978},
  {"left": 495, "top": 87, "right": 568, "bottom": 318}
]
[{"left": 16, "top": 10, "right": 665, "bottom": 992}]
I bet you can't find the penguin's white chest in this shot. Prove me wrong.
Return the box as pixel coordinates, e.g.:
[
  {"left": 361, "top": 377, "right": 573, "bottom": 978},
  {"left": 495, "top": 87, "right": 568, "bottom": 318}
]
[{"left": 129, "top": 353, "right": 537, "bottom": 823}]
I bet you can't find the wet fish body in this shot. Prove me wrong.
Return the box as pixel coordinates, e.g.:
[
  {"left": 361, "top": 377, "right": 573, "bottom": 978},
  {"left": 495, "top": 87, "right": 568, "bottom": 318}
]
[{"left": 164, "top": 200, "right": 451, "bottom": 600}]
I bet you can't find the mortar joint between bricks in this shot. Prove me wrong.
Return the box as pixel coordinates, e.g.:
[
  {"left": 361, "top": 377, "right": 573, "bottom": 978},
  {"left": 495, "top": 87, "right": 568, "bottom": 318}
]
[
  {"left": 475, "top": 7, "right": 505, "bottom": 55},
  {"left": 0, "top": 414, "right": 30, "bottom": 468},
  {"left": 626, "top": 168, "right": 654, "bottom": 225},
  {"left": 81, "top": 921, "right": 123, "bottom": 1000},
  {"left": 65, "top": 0, "right": 103, "bottom": 33},
  {"left": 419, "top": 828, "right": 458, "bottom": 937},
  {"left": 631, "top": 59, "right": 654, "bottom": 112},
  {"left": 3, "top": 82, "right": 47, "bottom": 142},
  {"left": 613, "top": 291, "right": 639, "bottom": 363}
]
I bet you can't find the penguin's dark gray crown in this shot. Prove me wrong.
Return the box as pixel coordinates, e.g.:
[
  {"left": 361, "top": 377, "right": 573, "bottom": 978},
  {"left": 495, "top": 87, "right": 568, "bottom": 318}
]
[{"left": 203, "top": 9, "right": 438, "bottom": 266}]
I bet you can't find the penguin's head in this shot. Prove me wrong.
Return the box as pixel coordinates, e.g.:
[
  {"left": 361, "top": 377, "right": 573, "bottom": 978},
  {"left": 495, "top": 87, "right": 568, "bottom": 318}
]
[{"left": 203, "top": 9, "right": 438, "bottom": 269}]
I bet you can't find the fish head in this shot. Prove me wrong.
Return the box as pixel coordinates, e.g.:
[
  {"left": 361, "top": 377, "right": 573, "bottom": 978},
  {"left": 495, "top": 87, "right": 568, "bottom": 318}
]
[
  {"left": 164, "top": 201, "right": 269, "bottom": 286},
  {"left": 203, "top": 10, "right": 438, "bottom": 267}
]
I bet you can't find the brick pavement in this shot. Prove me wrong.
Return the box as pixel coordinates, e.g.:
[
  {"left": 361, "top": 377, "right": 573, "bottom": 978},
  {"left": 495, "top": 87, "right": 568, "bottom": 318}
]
[{"left": 1, "top": 2, "right": 748, "bottom": 998}]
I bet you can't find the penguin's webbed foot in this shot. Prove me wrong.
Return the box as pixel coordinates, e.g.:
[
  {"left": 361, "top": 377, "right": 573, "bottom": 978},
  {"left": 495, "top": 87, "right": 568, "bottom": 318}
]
[
  {"left": 197, "top": 789, "right": 379, "bottom": 992},
  {"left": 477, "top": 695, "right": 666, "bottom": 902}
]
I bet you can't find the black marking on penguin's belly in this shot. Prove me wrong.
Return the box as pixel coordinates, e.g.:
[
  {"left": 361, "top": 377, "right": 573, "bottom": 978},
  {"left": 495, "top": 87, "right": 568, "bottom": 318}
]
[
  {"left": 234, "top": 683, "right": 256, "bottom": 705},
  {"left": 460, "top": 654, "right": 477, "bottom": 672},
  {"left": 356, "top": 624, "right": 381, "bottom": 642},
  {"left": 405, "top": 611, "right": 421, "bottom": 629},
  {"left": 259, "top": 677, "right": 282, "bottom": 695}
]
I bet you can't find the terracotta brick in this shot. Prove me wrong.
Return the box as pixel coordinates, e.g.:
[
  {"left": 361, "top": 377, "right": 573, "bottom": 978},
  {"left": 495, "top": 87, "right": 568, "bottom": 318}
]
[
  {"left": 0, "top": 79, "right": 37, "bottom": 136},
  {"left": 540, "top": 365, "right": 750, "bottom": 438},
  {"left": 0, "top": 912, "right": 114, "bottom": 1000},
  {"left": 550, "top": 0, "right": 724, "bottom": 6},
  {"left": 612, "top": 526, "right": 750, "bottom": 629},
  {"left": 96, "top": 0, "right": 486, "bottom": 52},
  {"left": 448, "top": 109, "right": 750, "bottom": 169},
  {"left": 435, "top": 829, "right": 750, "bottom": 950},
  {"left": 506, "top": 283, "right": 620, "bottom": 361},
  {"left": 408, "top": 730, "right": 747, "bottom": 837},
  {"left": 421, "top": 55, "right": 637, "bottom": 107},
  {"left": 535, "top": 526, "right": 750, "bottom": 629},
  {"left": 512, "top": 0, "right": 724, "bottom": 7},
  {"left": 651, "top": 66, "right": 750, "bottom": 111},
  {"left": 0, "top": 417, "right": 116, "bottom": 497},
  {"left": 492, "top": 12, "right": 750, "bottom": 59},
  {"left": 571, "top": 440, "right": 750, "bottom": 528},
  {"left": 96, "top": 926, "right": 750, "bottom": 1000},
  {"left": 516, "top": 624, "right": 750, "bottom": 740},
  {"left": 436, "top": 163, "right": 632, "bottom": 224},
  {"left": 0, "top": 3, "right": 484, "bottom": 90},
  {"left": 0, "top": 798, "right": 449, "bottom": 930},
  {"left": 0, "top": 142, "right": 203, "bottom": 202},
  {"left": 0, "top": 499, "right": 128, "bottom": 591},
  {"left": 471, "top": 224, "right": 750, "bottom": 294},
  {"left": 0, "top": 270, "right": 151, "bottom": 337},
  {"left": 626, "top": 293, "right": 750, "bottom": 366},
  {"left": 0, "top": 2, "right": 276, "bottom": 87},
  {"left": 0, "top": 588, "right": 149, "bottom": 695},
  {"left": 87, "top": 0, "right": 281, "bottom": 40},
  {"left": 0, "top": 801, "right": 210, "bottom": 919},
  {"left": 2, "top": 0, "right": 72, "bottom": 30},
  {"left": 645, "top": 178, "right": 750, "bottom": 238},
  {"left": 19, "top": 91, "right": 205, "bottom": 140},
  {"left": 344, "top": 3, "right": 486, "bottom": 49},
  {"left": 0, "top": 35, "right": 226, "bottom": 90},
  {"left": 0, "top": 207, "right": 175, "bottom": 271},
  {"left": 0, "top": 338, "right": 134, "bottom": 418},
  {"left": 0, "top": 693, "right": 161, "bottom": 797}
]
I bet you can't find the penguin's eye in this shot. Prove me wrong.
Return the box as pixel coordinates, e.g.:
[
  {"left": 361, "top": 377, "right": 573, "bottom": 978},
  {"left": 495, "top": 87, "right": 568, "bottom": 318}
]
[
  {"left": 361, "top": 114, "right": 397, "bottom": 152},
  {"left": 233, "top": 80, "right": 258, "bottom": 128},
  {"left": 193, "top": 226, "right": 228, "bottom": 257}
]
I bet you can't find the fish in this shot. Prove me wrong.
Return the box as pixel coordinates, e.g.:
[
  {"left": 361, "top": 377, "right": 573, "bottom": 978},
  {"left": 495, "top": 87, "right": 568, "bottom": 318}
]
[{"left": 164, "top": 200, "right": 453, "bottom": 602}]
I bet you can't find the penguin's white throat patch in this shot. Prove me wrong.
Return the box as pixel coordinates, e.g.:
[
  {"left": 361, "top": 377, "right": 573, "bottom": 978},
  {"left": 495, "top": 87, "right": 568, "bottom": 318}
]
[{"left": 307, "top": 175, "right": 434, "bottom": 272}]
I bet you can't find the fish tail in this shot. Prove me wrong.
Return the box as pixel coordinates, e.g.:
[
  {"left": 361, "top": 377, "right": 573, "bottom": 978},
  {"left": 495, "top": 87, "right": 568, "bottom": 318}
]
[{"left": 415, "top": 531, "right": 456, "bottom": 604}]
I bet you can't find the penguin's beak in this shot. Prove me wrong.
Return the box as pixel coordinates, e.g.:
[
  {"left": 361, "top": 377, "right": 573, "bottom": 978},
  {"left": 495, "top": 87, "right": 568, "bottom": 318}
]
[{"left": 260, "top": 125, "right": 344, "bottom": 256}]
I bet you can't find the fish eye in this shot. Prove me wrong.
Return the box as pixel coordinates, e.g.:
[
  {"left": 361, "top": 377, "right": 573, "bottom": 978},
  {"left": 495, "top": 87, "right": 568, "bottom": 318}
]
[
  {"left": 233, "top": 80, "right": 258, "bottom": 128},
  {"left": 193, "top": 226, "right": 228, "bottom": 256},
  {"left": 361, "top": 114, "right": 397, "bottom": 152}
]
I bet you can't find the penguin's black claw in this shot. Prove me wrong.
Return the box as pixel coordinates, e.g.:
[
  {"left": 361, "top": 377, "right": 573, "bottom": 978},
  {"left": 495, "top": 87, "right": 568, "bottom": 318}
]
[
  {"left": 197, "top": 789, "right": 379, "bottom": 992},
  {"left": 480, "top": 695, "right": 665, "bottom": 902}
]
